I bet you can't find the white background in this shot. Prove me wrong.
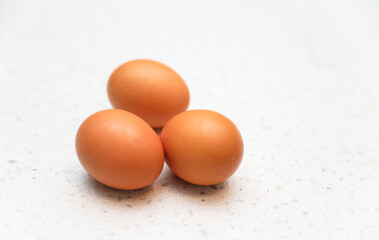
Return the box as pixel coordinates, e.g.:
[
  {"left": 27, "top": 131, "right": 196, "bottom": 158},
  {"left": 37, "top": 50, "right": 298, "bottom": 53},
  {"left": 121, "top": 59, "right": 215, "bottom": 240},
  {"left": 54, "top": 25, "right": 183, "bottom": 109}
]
[{"left": 1, "top": 0, "right": 379, "bottom": 239}]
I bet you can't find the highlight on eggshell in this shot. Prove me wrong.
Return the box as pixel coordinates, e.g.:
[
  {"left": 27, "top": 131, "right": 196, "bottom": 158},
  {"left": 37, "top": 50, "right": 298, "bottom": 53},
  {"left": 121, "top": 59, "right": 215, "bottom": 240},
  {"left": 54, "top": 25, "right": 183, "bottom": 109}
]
[{"left": 107, "top": 59, "right": 190, "bottom": 128}]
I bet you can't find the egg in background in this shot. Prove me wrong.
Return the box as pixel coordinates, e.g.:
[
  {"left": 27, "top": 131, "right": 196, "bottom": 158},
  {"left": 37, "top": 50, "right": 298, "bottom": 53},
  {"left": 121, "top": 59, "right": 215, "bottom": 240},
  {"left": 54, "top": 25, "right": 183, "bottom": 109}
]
[{"left": 107, "top": 59, "right": 190, "bottom": 128}]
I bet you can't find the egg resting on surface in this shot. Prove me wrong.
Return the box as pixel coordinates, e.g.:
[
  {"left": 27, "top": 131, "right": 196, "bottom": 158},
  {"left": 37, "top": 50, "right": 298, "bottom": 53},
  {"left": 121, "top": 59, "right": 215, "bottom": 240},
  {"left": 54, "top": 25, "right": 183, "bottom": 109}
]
[
  {"left": 160, "top": 109, "right": 244, "bottom": 185},
  {"left": 75, "top": 109, "right": 164, "bottom": 190},
  {"left": 107, "top": 59, "right": 190, "bottom": 128}
]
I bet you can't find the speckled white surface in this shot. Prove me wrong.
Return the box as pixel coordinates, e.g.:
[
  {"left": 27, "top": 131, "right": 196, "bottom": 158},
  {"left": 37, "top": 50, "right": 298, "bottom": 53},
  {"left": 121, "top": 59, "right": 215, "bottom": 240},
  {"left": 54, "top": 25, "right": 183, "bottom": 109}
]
[{"left": 1, "top": 0, "right": 379, "bottom": 239}]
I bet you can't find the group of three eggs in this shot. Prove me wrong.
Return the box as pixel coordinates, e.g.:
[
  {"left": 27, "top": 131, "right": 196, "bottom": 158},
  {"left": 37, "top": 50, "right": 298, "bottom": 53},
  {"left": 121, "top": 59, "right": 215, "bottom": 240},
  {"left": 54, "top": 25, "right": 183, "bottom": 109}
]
[{"left": 75, "top": 59, "right": 244, "bottom": 190}]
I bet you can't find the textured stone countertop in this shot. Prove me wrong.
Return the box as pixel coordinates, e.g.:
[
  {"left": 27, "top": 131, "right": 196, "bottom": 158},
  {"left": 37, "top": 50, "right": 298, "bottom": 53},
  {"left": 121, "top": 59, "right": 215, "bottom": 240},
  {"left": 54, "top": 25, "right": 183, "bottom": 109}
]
[{"left": 1, "top": 0, "right": 378, "bottom": 239}]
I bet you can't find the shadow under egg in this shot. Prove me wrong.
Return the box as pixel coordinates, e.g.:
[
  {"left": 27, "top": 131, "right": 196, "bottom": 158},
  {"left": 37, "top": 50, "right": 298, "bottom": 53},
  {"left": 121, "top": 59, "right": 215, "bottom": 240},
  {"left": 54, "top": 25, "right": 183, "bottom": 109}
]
[
  {"left": 82, "top": 173, "right": 156, "bottom": 208},
  {"left": 158, "top": 169, "right": 232, "bottom": 204},
  {"left": 153, "top": 127, "right": 163, "bottom": 136}
]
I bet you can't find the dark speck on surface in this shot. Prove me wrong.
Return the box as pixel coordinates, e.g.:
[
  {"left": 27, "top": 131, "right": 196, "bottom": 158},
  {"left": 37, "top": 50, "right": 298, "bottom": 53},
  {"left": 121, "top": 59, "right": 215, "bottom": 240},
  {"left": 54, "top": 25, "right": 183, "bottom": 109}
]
[
  {"left": 126, "top": 204, "right": 133, "bottom": 208},
  {"left": 209, "top": 185, "right": 218, "bottom": 190},
  {"left": 7, "top": 160, "right": 17, "bottom": 164},
  {"left": 161, "top": 182, "right": 170, "bottom": 186},
  {"left": 199, "top": 191, "right": 206, "bottom": 195}
]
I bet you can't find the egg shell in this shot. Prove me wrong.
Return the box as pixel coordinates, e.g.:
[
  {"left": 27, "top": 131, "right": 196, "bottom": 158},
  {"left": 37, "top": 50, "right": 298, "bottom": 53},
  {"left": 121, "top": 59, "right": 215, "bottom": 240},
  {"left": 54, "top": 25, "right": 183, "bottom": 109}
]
[
  {"left": 75, "top": 109, "right": 164, "bottom": 190},
  {"left": 107, "top": 59, "right": 190, "bottom": 128},
  {"left": 160, "top": 109, "right": 244, "bottom": 185}
]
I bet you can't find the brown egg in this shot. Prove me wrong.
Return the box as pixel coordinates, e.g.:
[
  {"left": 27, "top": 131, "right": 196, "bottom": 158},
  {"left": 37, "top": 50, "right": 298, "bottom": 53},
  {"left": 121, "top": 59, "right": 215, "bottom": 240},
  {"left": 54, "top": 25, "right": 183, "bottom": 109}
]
[
  {"left": 75, "top": 109, "right": 164, "bottom": 190},
  {"left": 107, "top": 59, "right": 190, "bottom": 128},
  {"left": 160, "top": 110, "right": 244, "bottom": 185}
]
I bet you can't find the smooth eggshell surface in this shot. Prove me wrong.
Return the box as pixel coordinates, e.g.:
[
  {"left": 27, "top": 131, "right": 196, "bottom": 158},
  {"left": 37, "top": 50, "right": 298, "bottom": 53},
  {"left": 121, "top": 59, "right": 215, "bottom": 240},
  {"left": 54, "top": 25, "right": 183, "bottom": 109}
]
[
  {"left": 75, "top": 109, "right": 164, "bottom": 190},
  {"left": 107, "top": 59, "right": 190, "bottom": 128},
  {"left": 160, "top": 109, "right": 244, "bottom": 185}
]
